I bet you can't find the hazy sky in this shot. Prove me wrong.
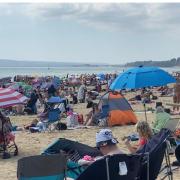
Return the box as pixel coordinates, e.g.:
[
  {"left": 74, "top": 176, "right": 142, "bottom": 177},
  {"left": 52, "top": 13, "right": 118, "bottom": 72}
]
[{"left": 0, "top": 3, "right": 180, "bottom": 64}]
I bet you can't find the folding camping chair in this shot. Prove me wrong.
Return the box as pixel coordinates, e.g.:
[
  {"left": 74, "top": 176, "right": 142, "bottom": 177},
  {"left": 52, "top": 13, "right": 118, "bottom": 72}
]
[
  {"left": 17, "top": 154, "right": 67, "bottom": 180},
  {"left": 137, "top": 129, "right": 173, "bottom": 180},
  {"left": 164, "top": 118, "right": 180, "bottom": 133},
  {"left": 153, "top": 117, "right": 180, "bottom": 133},
  {"left": 76, "top": 154, "right": 143, "bottom": 180},
  {"left": 44, "top": 108, "right": 61, "bottom": 131},
  {"left": 42, "top": 138, "right": 102, "bottom": 162},
  {"left": 42, "top": 138, "right": 102, "bottom": 179}
]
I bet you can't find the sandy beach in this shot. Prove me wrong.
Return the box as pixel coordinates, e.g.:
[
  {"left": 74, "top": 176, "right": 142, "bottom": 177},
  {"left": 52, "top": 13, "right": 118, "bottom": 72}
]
[{"left": 0, "top": 93, "right": 180, "bottom": 180}]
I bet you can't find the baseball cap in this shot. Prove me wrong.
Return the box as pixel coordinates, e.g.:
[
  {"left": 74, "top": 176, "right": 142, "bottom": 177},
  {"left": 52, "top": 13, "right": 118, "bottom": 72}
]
[{"left": 96, "top": 129, "right": 118, "bottom": 148}]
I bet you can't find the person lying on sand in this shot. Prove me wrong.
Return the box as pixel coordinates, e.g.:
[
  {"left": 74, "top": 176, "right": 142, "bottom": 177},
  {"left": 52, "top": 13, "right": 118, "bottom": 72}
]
[
  {"left": 24, "top": 119, "right": 38, "bottom": 130},
  {"left": 124, "top": 121, "right": 152, "bottom": 154}
]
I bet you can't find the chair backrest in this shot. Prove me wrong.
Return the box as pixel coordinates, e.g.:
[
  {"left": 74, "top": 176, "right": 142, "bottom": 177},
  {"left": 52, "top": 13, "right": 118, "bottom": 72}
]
[
  {"left": 42, "top": 138, "right": 102, "bottom": 161},
  {"left": 164, "top": 118, "right": 180, "bottom": 132},
  {"left": 48, "top": 108, "right": 60, "bottom": 122},
  {"left": 76, "top": 154, "right": 142, "bottom": 180},
  {"left": 137, "top": 129, "right": 170, "bottom": 180},
  {"left": 17, "top": 154, "right": 67, "bottom": 180}
]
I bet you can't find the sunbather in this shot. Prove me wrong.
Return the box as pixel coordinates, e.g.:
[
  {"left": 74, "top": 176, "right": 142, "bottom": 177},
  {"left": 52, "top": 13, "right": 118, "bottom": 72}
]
[
  {"left": 84, "top": 103, "right": 101, "bottom": 126},
  {"left": 24, "top": 119, "right": 38, "bottom": 130},
  {"left": 124, "top": 121, "right": 152, "bottom": 153}
]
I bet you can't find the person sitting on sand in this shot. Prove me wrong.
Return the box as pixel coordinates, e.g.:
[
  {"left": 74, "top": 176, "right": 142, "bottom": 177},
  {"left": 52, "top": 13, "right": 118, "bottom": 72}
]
[
  {"left": 84, "top": 103, "right": 101, "bottom": 126},
  {"left": 153, "top": 106, "right": 171, "bottom": 132},
  {"left": 124, "top": 121, "right": 152, "bottom": 154}
]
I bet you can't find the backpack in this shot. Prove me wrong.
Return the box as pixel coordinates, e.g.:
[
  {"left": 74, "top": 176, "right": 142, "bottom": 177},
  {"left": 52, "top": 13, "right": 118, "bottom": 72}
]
[{"left": 56, "top": 122, "right": 67, "bottom": 130}]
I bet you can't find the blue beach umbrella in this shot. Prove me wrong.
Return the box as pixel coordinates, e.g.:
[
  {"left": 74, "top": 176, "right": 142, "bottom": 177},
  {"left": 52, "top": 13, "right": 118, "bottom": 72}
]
[
  {"left": 110, "top": 66, "right": 176, "bottom": 90},
  {"left": 97, "top": 73, "right": 105, "bottom": 81}
]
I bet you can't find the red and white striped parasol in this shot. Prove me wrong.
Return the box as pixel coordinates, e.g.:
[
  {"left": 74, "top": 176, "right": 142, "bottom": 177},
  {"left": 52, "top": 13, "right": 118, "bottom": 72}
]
[{"left": 0, "top": 88, "right": 28, "bottom": 108}]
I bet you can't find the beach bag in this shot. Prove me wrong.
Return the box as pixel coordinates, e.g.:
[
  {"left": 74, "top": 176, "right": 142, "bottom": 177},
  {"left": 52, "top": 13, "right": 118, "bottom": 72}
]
[
  {"left": 56, "top": 122, "right": 67, "bottom": 130},
  {"left": 98, "top": 118, "right": 107, "bottom": 127},
  {"left": 66, "top": 113, "right": 79, "bottom": 127}
]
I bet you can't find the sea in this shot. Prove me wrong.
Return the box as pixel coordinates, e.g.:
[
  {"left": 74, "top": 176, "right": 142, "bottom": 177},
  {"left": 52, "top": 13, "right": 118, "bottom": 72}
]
[{"left": 0, "top": 66, "right": 179, "bottom": 78}]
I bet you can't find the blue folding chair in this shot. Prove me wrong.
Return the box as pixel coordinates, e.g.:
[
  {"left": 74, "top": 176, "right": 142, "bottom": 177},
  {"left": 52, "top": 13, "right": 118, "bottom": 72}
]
[{"left": 44, "top": 108, "right": 61, "bottom": 131}]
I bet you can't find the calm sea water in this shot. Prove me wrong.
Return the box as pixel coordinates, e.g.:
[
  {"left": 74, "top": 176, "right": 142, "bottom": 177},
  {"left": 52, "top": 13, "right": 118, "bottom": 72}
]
[{"left": 0, "top": 66, "right": 178, "bottom": 78}]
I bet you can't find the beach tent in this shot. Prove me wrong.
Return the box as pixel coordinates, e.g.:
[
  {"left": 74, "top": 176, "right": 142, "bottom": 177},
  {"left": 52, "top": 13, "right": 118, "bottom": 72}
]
[{"left": 99, "top": 91, "right": 137, "bottom": 126}]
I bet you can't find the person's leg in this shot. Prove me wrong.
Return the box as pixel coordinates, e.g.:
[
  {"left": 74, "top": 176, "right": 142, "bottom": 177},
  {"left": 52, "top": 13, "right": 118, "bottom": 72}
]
[{"left": 173, "top": 95, "right": 177, "bottom": 111}]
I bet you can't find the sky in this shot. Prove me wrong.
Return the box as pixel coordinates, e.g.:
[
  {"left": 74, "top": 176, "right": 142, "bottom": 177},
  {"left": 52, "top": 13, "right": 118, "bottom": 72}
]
[{"left": 0, "top": 3, "right": 180, "bottom": 64}]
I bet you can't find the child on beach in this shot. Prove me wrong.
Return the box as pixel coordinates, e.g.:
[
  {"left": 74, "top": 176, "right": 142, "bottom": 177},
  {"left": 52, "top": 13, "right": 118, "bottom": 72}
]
[{"left": 124, "top": 121, "right": 152, "bottom": 154}]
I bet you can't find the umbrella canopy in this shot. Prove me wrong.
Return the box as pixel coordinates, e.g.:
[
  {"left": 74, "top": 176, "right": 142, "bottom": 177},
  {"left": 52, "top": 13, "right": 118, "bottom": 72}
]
[
  {"left": 47, "top": 96, "right": 64, "bottom": 104},
  {"left": 8, "top": 82, "right": 32, "bottom": 95},
  {"left": 97, "top": 73, "right": 105, "bottom": 80},
  {"left": 110, "top": 66, "right": 176, "bottom": 90},
  {"left": 0, "top": 88, "right": 28, "bottom": 108}
]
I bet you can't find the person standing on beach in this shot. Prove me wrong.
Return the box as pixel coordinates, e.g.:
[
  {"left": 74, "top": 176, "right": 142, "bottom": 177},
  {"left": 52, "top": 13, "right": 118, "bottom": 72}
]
[
  {"left": 77, "top": 82, "right": 86, "bottom": 103},
  {"left": 173, "top": 78, "right": 180, "bottom": 112}
]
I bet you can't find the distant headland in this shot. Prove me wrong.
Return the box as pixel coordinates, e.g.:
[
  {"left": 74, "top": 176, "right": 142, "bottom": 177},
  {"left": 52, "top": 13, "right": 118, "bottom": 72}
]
[{"left": 125, "top": 57, "right": 180, "bottom": 67}]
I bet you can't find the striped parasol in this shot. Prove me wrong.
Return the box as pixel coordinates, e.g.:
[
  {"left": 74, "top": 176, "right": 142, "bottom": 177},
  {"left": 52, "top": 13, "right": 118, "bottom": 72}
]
[{"left": 0, "top": 88, "right": 28, "bottom": 108}]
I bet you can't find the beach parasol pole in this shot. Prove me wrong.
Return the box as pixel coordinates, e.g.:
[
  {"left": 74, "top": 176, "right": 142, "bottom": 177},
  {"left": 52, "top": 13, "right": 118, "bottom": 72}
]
[{"left": 143, "top": 103, "right": 147, "bottom": 122}]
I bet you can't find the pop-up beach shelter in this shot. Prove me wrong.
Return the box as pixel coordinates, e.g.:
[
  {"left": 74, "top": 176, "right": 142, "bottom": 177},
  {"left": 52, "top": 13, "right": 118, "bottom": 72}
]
[{"left": 99, "top": 91, "right": 137, "bottom": 126}]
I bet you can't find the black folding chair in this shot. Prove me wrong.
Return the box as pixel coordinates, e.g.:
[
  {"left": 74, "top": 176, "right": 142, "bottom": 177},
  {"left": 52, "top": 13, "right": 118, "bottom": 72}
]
[
  {"left": 76, "top": 154, "right": 143, "bottom": 180},
  {"left": 17, "top": 154, "right": 67, "bottom": 180},
  {"left": 137, "top": 129, "right": 173, "bottom": 180},
  {"left": 42, "top": 138, "right": 102, "bottom": 162}
]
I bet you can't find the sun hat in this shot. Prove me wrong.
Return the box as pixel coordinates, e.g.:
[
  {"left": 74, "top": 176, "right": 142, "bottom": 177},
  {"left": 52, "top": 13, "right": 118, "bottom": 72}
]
[{"left": 96, "top": 129, "right": 118, "bottom": 148}]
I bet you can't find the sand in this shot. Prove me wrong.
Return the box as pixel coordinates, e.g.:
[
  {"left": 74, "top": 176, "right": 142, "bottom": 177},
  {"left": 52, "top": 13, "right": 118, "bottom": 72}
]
[{"left": 0, "top": 93, "right": 180, "bottom": 179}]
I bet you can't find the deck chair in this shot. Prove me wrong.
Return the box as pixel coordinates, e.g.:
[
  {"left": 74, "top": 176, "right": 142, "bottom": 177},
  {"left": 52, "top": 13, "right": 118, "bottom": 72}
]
[
  {"left": 17, "top": 154, "right": 67, "bottom": 180},
  {"left": 137, "top": 129, "right": 172, "bottom": 180},
  {"left": 164, "top": 118, "right": 180, "bottom": 133},
  {"left": 76, "top": 154, "right": 142, "bottom": 180},
  {"left": 42, "top": 138, "right": 102, "bottom": 162},
  {"left": 44, "top": 108, "right": 61, "bottom": 131},
  {"left": 153, "top": 116, "right": 180, "bottom": 133}
]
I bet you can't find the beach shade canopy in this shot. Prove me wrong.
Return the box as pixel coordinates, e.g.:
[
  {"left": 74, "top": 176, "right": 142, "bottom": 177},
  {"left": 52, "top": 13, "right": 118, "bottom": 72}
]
[
  {"left": 110, "top": 66, "right": 176, "bottom": 90},
  {"left": 0, "top": 88, "right": 28, "bottom": 108},
  {"left": 47, "top": 96, "right": 64, "bottom": 104},
  {"left": 8, "top": 82, "right": 33, "bottom": 96}
]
